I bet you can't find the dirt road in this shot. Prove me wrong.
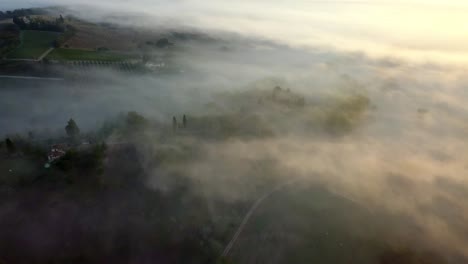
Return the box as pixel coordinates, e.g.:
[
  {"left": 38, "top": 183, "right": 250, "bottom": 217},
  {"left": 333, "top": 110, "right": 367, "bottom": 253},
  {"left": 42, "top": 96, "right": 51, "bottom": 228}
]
[{"left": 221, "top": 180, "right": 300, "bottom": 257}]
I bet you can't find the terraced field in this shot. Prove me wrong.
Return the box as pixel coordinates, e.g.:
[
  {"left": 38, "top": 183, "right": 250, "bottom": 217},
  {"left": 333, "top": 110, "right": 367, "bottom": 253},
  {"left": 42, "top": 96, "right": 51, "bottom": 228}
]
[
  {"left": 47, "top": 48, "right": 136, "bottom": 61},
  {"left": 63, "top": 60, "right": 145, "bottom": 73}
]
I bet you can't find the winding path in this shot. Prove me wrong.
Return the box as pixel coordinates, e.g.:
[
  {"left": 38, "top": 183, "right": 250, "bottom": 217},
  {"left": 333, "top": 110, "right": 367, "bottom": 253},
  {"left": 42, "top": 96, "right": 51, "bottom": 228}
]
[
  {"left": 38, "top": 47, "right": 55, "bottom": 61},
  {"left": 221, "top": 179, "right": 300, "bottom": 257}
]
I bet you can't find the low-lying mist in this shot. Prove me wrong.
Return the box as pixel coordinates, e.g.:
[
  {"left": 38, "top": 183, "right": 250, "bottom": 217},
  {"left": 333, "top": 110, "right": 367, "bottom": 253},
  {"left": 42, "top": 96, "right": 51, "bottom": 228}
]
[{"left": 2, "top": 3, "right": 468, "bottom": 263}]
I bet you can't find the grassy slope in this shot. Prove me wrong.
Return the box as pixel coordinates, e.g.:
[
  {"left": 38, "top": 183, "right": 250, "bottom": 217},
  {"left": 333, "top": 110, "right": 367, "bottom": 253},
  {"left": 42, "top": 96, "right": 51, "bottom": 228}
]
[
  {"left": 0, "top": 158, "right": 40, "bottom": 185},
  {"left": 230, "top": 184, "right": 388, "bottom": 264},
  {"left": 47, "top": 48, "right": 134, "bottom": 61},
  {"left": 7, "top": 30, "right": 60, "bottom": 59}
]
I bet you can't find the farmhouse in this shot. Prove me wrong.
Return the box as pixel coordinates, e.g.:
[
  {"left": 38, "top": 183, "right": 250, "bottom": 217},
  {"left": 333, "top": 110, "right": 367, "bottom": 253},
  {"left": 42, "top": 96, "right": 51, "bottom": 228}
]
[
  {"left": 47, "top": 144, "right": 67, "bottom": 162},
  {"left": 22, "top": 17, "right": 31, "bottom": 24}
]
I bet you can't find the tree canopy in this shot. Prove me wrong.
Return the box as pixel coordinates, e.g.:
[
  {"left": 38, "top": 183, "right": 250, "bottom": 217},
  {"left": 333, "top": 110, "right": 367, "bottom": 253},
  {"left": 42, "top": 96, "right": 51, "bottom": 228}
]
[
  {"left": 65, "top": 118, "right": 80, "bottom": 138},
  {"left": 5, "top": 138, "right": 15, "bottom": 154}
]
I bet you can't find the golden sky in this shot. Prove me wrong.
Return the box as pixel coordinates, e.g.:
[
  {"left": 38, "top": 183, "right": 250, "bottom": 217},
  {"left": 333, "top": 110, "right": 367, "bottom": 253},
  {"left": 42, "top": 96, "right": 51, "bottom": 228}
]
[
  {"left": 6, "top": 0, "right": 468, "bottom": 64},
  {"left": 180, "top": 1, "right": 468, "bottom": 64}
]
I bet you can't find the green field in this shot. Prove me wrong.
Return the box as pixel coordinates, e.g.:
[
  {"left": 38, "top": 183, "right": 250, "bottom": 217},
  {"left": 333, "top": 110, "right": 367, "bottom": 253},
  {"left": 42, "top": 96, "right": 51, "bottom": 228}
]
[
  {"left": 47, "top": 48, "right": 134, "bottom": 61},
  {"left": 7, "top": 30, "right": 60, "bottom": 59}
]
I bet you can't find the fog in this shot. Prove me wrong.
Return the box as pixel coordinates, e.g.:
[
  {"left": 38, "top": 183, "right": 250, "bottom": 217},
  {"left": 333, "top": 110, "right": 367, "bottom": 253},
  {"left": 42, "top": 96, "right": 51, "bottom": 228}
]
[
  {"left": 5, "top": 0, "right": 468, "bottom": 64},
  {"left": 2, "top": 1, "right": 468, "bottom": 263}
]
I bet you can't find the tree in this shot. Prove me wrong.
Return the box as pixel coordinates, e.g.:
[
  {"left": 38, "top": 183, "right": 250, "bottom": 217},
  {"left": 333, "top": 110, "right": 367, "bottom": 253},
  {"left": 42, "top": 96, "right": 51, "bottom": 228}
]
[
  {"left": 272, "top": 86, "right": 282, "bottom": 100},
  {"left": 156, "top": 38, "right": 172, "bottom": 48},
  {"left": 65, "top": 118, "right": 80, "bottom": 138},
  {"left": 52, "top": 40, "right": 60, "bottom": 48},
  {"left": 5, "top": 138, "right": 15, "bottom": 154},
  {"left": 12, "top": 16, "right": 25, "bottom": 28},
  {"left": 173, "top": 116, "right": 177, "bottom": 132},
  {"left": 28, "top": 131, "right": 34, "bottom": 140},
  {"left": 183, "top": 115, "right": 187, "bottom": 128},
  {"left": 126, "top": 111, "right": 147, "bottom": 132}
]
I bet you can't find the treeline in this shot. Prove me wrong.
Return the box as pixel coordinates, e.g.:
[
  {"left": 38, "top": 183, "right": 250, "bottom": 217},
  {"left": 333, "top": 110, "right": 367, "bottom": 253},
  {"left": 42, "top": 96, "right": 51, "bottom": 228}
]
[
  {"left": 0, "top": 23, "right": 20, "bottom": 56},
  {"left": 0, "top": 8, "right": 47, "bottom": 19},
  {"left": 53, "top": 24, "right": 77, "bottom": 47},
  {"left": 13, "top": 15, "right": 66, "bottom": 32}
]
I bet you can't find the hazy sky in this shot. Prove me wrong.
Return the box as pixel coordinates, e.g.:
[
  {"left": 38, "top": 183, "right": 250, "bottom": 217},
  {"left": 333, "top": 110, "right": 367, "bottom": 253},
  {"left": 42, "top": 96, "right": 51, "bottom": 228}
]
[{"left": 3, "top": 0, "right": 468, "bottom": 65}]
